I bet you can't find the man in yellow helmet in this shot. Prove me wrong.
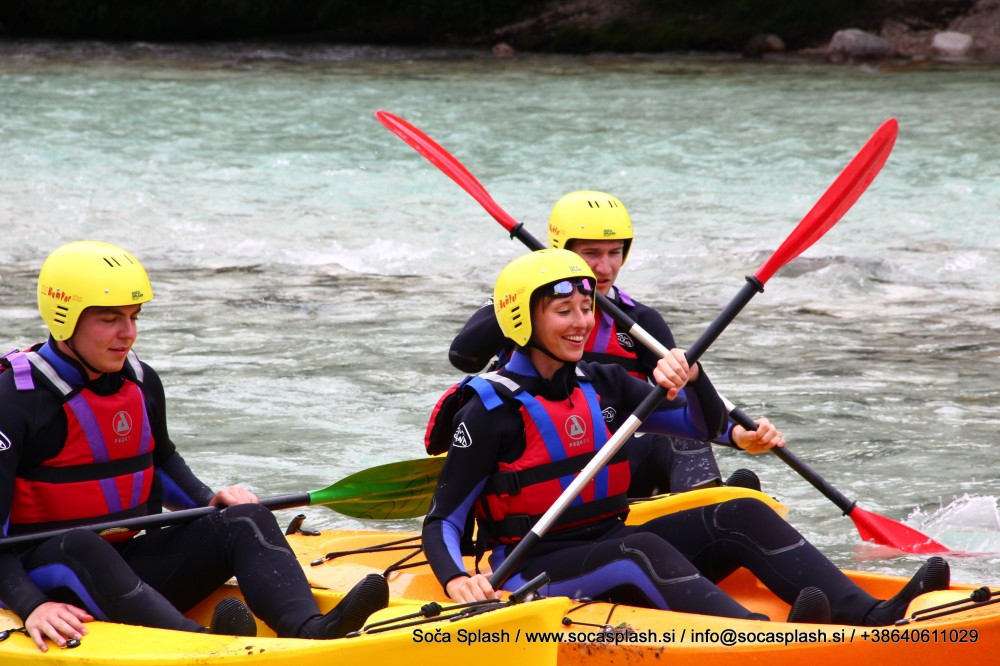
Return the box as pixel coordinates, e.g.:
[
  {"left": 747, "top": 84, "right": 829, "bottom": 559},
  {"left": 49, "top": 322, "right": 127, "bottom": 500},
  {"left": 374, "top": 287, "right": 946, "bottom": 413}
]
[
  {"left": 0, "top": 241, "right": 388, "bottom": 652},
  {"left": 447, "top": 191, "right": 777, "bottom": 496}
]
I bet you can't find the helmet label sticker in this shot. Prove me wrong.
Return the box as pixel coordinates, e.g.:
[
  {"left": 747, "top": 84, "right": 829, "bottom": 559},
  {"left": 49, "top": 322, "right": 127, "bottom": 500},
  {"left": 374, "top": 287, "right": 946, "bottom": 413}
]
[
  {"left": 42, "top": 286, "right": 72, "bottom": 303},
  {"left": 452, "top": 422, "right": 472, "bottom": 449}
]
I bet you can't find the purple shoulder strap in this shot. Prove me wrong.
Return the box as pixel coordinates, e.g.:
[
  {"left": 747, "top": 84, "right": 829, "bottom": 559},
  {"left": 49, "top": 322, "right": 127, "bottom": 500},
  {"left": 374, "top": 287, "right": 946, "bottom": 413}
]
[{"left": 1, "top": 350, "right": 35, "bottom": 391}]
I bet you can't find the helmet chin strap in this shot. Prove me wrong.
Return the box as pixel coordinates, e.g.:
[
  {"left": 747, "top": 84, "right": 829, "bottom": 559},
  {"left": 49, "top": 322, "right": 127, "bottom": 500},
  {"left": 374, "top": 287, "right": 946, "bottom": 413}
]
[
  {"left": 525, "top": 339, "right": 571, "bottom": 366},
  {"left": 64, "top": 337, "right": 105, "bottom": 377}
]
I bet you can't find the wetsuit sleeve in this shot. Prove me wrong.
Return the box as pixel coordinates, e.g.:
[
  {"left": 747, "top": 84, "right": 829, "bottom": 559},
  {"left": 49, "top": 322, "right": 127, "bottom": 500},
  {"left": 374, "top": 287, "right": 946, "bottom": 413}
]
[
  {"left": 448, "top": 299, "right": 510, "bottom": 374},
  {"left": 421, "top": 395, "right": 519, "bottom": 593},
  {"left": 713, "top": 421, "right": 741, "bottom": 449},
  {"left": 592, "top": 363, "right": 727, "bottom": 442},
  {"left": 157, "top": 453, "right": 214, "bottom": 509},
  {"left": 0, "top": 372, "right": 58, "bottom": 620},
  {"left": 140, "top": 364, "right": 215, "bottom": 509},
  {"left": 627, "top": 300, "right": 678, "bottom": 379},
  {"left": 628, "top": 301, "right": 738, "bottom": 447},
  {"left": 648, "top": 364, "right": 727, "bottom": 441},
  {"left": 0, "top": 551, "right": 49, "bottom": 621}
]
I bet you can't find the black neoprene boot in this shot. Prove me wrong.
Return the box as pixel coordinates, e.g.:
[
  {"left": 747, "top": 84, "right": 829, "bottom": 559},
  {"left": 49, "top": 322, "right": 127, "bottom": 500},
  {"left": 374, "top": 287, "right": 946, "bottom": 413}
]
[
  {"left": 298, "top": 574, "right": 389, "bottom": 639},
  {"left": 724, "top": 468, "right": 762, "bottom": 492},
  {"left": 210, "top": 597, "right": 257, "bottom": 637},
  {"left": 787, "top": 587, "right": 832, "bottom": 624},
  {"left": 863, "top": 556, "right": 950, "bottom": 626}
]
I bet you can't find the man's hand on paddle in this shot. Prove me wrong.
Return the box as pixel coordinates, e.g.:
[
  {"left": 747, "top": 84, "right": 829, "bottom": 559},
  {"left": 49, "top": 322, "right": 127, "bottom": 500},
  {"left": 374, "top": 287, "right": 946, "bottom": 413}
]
[
  {"left": 209, "top": 485, "right": 260, "bottom": 508},
  {"left": 732, "top": 417, "right": 785, "bottom": 454}
]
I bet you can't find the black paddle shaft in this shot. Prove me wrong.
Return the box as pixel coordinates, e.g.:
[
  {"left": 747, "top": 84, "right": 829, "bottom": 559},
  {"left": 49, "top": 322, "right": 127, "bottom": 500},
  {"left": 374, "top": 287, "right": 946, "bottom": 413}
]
[
  {"left": 727, "top": 405, "right": 857, "bottom": 515},
  {"left": 0, "top": 492, "right": 311, "bottom": 549}
]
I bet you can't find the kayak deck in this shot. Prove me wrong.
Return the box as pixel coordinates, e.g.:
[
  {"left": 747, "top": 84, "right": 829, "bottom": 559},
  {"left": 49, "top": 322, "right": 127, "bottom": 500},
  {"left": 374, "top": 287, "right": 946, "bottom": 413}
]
[
  {"left": 284, "top": 489, "right": 998, "bottom": 665},
  {"left": 4, "top": 489, "right": 995, "bottom": 665},
  {"left": 0, "top": 584, "right": 568, "bottom": 665}
]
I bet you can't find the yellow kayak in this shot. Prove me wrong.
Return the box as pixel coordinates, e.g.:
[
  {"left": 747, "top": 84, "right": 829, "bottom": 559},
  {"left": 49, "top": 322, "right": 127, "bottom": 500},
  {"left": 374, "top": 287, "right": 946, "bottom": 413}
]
[
  {"left": 0, "top": 584, "right": 568, "bottom": 665},
  {"left": 287, "top": 488, "right": 998, "bottom": 665},
  {"left": 3, "top": 489, "right": 994, "bottom": 664}
]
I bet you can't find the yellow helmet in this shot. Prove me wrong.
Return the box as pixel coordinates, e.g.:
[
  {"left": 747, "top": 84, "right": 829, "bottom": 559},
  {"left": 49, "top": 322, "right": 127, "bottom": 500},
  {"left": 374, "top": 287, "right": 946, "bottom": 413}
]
[
  {"left": 547, "top": 190, "right": 633, "bottom": 263},
  {"left": 493, "top": 249, "right": 595, "bottom": 347},
  {"left": 37, "top": 241, "right": 154, "bottom": 340}
]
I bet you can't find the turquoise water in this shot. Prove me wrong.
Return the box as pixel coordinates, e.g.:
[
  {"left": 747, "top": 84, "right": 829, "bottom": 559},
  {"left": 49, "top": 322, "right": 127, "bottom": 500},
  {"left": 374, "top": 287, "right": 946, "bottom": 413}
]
[{"left": 1, "top": 41, "right": 998, "bottom": 584}]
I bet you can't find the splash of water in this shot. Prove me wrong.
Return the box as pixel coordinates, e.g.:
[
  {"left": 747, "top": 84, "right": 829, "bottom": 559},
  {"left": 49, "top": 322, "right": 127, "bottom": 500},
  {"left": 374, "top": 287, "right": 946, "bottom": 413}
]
[{"left": 909, "top": 495, "right": 1000, "bottom": 555}]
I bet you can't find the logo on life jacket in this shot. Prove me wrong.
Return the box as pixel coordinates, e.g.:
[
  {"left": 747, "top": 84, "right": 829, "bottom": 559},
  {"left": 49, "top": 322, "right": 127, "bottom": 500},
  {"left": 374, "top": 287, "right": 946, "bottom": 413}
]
[
  {"left": 0, "top": 429, "right": 11, "bottom": 451},
  {"left": 452, "top": 422, "right": 472, "bottom": 449},
  {"left": 616, "top": 332, "right": 635, "bottom": 350},
  {"left": 564, "top": 415, "right": 587, "bottom": 444},
  {"left": 113, "top": 410, "right": 133, "bottom": 439}
]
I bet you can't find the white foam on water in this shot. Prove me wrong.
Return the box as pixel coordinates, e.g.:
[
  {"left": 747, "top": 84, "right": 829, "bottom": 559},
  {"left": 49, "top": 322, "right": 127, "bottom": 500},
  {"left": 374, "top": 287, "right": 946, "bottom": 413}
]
[{"left": 909, "top": 495, "right": 1000, "bottom": 555}]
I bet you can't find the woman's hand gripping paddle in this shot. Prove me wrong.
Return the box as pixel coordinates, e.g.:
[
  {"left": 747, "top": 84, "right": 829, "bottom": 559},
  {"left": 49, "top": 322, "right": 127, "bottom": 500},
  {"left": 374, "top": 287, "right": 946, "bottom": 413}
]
[
  {"left": 377, "top": 111, "right": 945, "bottom": 556},
  {"left": 0, "top": 457, "right": 445, "bottom": 549}
]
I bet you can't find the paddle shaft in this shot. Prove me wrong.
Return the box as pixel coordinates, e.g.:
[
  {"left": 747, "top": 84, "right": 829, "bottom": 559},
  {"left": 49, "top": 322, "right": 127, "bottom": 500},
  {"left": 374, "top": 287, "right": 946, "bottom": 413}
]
[
  {"left": 725, "top": 404, "right": 856, "bottom": 514},
  {"left": 602, "top": 275, "right": 863, "bottom": 514},
  {"left": 0, "top": 493, "right": 311, "bottom": 549}
]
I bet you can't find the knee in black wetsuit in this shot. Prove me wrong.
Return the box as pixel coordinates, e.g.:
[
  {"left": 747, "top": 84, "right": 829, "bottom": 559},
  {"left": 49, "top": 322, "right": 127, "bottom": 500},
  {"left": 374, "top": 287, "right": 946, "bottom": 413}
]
[
  {"left": 24, "top": 529, "right": 201, "bottom": 632},
  {"left": 217, "top": 503, "right": 294, "bottom": 552},
  {"left": 710, "top": 497, "right": 805, "bottom": 553}
]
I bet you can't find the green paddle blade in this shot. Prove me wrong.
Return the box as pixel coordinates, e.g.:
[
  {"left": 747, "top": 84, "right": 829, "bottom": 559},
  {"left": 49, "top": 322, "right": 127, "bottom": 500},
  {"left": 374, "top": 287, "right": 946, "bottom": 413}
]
[{"left": 308, "top": 456, "right": 445, "bottom": 519}]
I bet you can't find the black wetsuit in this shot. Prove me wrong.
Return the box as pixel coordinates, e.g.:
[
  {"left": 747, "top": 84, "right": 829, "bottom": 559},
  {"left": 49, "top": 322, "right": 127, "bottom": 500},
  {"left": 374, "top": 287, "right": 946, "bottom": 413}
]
[
  {"left": 422, "top": 353, "right": 884, "bottom": 625},
  {"left": 0, "top": 341, "right": 326, "bottom": 637}
]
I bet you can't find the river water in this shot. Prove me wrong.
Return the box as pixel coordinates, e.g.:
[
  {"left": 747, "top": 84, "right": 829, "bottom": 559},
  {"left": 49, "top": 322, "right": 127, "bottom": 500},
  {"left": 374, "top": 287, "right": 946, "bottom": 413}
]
[{"left": 1, "top": 41, "right": 998, "bottom": 586}]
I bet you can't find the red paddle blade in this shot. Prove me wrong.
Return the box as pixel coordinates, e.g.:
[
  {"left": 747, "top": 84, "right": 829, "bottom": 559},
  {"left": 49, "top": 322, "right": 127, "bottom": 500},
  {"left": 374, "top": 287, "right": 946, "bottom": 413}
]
[
  {"left": 850, "top": 504, "right": 949, "bottom": 554},
  {"left": 375, "top": 110, "right": 521, "bottom": 232},
  {"left": 755, "top": 118, "right": 899, "bottom": 283}
]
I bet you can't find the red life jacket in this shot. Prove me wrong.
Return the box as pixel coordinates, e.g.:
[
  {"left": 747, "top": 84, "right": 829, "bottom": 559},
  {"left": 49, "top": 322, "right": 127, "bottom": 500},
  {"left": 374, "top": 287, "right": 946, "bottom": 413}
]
[
  {"left": 584, "top": 288, "right": 645, "bottom": 379},
  {"left": 5, "top": 348, "right": 155, "bottom": 542},
  {"left": 470, "top": 370, "right": 630, "bottom": 544}
]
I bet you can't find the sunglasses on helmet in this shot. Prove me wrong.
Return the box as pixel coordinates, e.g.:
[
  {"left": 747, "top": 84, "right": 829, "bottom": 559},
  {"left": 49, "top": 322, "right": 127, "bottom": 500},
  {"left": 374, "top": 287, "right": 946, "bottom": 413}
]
[{"left": 547, "top": 277, "right": 595, "bottom": 298}]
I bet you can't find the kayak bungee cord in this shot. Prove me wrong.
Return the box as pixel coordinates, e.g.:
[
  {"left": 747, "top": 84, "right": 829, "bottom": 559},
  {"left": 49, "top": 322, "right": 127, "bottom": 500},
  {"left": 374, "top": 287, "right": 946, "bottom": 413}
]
[
  {"left": 348, "top": 573, "right": 550, "bottom": 637},
  {"left": 895, "top": 586, "right": 1000, "bottom": 625}
]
